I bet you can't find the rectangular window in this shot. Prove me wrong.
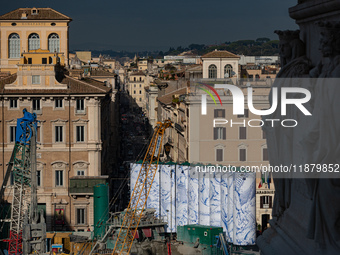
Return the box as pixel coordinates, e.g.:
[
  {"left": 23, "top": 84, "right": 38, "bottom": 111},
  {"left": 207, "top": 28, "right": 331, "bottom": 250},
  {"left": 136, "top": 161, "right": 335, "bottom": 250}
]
[
  {"left": 55, "top": 98, "right": 63, "bottom": 108},
  {"left": 77, "top": 208, "right": 85, "bottom": 225},
  {"left": 28, "top": 58, "right": 32, "bottom": 64},
  {"left": 9, "top": 99, "right": 18, "bottom": 109},
  {"left": 10, "top": 126, "right": 16, "bottom": 143},
  {"left": 237, "top": 109, "right": 249, "bottom": 118},
  {"left": 55, "top": 126, "right": 63, "bottom": 142},
  {"left": 260, "top": 196, "right": 272, "bottom": 209},
  {"left": 36, "top": 126, "right": 41, "bottom": 142},
  {"left": 216, "top": 149, "right": 223, "bottom": 162},
  {"left": 263, "top": 148, "right": 268, "bottom": 161},
  {"left": 42, "top": 58, "right": 47, "bottom": 64},
  {"left": 76, "top": 99, "right": 85, "bottom": 113},
  {"left": 239, "top": 127, "right": 247, "bottom": 139},
  {"left": 76, "top": 126, "right": 85, "bottom": 142},
  {"left": 77, "top": 170, "right": 85, "bottom": 176},
  {"left": 214, "top": 109, "right": 225, "bottom": 118},
  {"left": 37, "top": 170, "right": 41, "bottom": 186},
  {"left": 239, "top": 148, "right": 246, "bottom": 161},
  {"left": 32, "top": 75, "right": 40, "bottom": 84},
  {"left": 213, "top": 127, "right": 226, "bottom": 140},
  {"left": 55, "top": 170, "right": 63, "bottom": 186},
  {"left": 32, "top": 99, "right": 41, "bottom": 112}
]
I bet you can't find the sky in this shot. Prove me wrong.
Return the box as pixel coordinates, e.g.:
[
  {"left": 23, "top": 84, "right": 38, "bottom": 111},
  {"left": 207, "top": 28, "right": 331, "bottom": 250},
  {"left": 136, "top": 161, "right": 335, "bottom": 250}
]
[{"left": 2, "top": 0, "right": 298, "bottom": 51}]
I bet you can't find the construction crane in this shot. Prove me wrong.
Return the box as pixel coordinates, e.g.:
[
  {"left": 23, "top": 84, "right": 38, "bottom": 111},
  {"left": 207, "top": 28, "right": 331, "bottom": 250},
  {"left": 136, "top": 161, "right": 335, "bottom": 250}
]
[
  {"left": 112, "top": 119, "right": 172, "bottom": 255},
  {"left": 0, "top": 109, "right": 45, "bottom": 255}
]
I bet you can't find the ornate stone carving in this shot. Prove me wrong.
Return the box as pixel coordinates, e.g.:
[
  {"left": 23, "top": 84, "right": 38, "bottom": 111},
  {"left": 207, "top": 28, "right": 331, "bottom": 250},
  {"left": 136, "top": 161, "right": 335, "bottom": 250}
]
[
  {"left": 300, "top": 21, "right": 340, "bottom": 253},
  {"left": 259, "top": 20, "right": 340, "bottom": 255},
  {"left": 263, "top": 30, "right": 311, "bottom": 218}
]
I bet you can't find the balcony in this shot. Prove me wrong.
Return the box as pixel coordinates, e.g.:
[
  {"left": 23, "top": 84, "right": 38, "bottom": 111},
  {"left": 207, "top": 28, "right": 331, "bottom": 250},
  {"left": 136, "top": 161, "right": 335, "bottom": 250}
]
[
  {"left": 69, "top": 176, "right": 108, "bottom": 195},
  {"left": 175, "top": 123, "right": 184, "bottom": 133}
]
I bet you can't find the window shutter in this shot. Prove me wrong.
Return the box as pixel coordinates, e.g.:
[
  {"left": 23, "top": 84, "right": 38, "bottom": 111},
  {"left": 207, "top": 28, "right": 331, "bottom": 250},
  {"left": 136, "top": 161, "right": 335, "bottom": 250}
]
[
  {"left": 269, "top": 196, "right": 272, "bottom": 208},
  {"left": 221, "top": 109, "right": 225, "bottom": 118},
  {"left": 216, "top": 149, "right": 223, "bottom": 161},
  {"left": 260, "top": 196, "right": 263, "bottom": 209},
  {"left": 245, "top": 109, "right": 249, "bottom": 118},
  {"left": 223, "top": 128, "right": 226, "bottom": 140},
  {"left": 240, "top": 149, "right": 246, "bottom": 161},
  {"left": 240, "top": 127, "right": 247, "bottom": 139},
  {"left": 214, "top": 128, "right": 218, "bottom": 140}
]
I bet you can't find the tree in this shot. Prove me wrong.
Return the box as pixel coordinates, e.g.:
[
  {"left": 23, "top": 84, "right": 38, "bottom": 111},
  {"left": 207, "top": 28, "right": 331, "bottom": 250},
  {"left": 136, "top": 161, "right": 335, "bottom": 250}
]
[{"left": 256, "top": 37, "right": 271, "bottom": 43}]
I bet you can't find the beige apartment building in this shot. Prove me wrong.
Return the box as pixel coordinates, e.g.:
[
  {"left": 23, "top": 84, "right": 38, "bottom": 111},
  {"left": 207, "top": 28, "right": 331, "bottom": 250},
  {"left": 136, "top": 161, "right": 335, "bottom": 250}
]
[
  {"left": 158, "top": 86, "right": 188, "bottom": 163},
  {"left": 90, "top": 68, "right": 117, "bottom": 89},
  {"left": 0, "top": 8, "right": 72, "bottom": 74},
  {"left": 201, "top": 50, "right": 240, "bottom": 81},
  {"left": 150, "top": 51, "right": 275, "bottom": 230},
  {"left": 0, "top": 8, "right": 116, "bottom": 232},
  {"left": 0, "top": 50, "right": 112, "bottom": 231},
  {"left": 137, "top": 58, "right": 150, "bottom": 71},
  {"left": 127, "top": 71, "right": 146, "bottom": 108},
  {"left": 101, "top": 59, "right": 117, "bottom": 72},
  {"left": 188, "top": 82, "right": 274, "bottom": 232}
]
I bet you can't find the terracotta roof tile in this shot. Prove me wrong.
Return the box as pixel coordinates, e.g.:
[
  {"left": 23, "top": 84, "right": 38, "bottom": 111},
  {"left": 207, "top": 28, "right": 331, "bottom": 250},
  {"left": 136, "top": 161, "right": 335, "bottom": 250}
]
[
  {"left": 59, "top": 76, "right": 111, "bottom": 94},
  {"left": 130, "top": 71, "right": 145, "bottom": 76},
  {"left": 0, "top": 8, "right": 71, "bottom": 20},
  {"left": 157, "top": 87, "right": 187, "bottom": 105},
  {"left": 90, "top": 69, "right": 116, "bottom": 77},
  {"left": 0, "top": 74, "right": 110, "bottom": 95},
  {"left": 202, "top": 50, "right": 240, "bottom": 59}
]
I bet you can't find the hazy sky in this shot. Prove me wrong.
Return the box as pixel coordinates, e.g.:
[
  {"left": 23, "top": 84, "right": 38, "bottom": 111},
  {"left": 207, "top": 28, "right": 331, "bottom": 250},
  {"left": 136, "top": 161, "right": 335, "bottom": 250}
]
[{"left": 2, "top": 0, "right": 298, "bottom": 51}]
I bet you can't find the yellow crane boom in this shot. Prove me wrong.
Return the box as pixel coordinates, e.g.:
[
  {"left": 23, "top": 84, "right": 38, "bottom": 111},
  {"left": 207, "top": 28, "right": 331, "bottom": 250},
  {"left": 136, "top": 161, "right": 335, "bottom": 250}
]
[{"left": 112, "top": 120, "right": 172, "bottom": 255}]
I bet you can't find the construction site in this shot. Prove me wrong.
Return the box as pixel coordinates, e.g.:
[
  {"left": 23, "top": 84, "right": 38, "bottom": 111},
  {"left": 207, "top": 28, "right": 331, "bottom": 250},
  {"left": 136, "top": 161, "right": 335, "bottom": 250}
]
[{"left": 0, "top": 108, "right": 259, "bottom": 255}]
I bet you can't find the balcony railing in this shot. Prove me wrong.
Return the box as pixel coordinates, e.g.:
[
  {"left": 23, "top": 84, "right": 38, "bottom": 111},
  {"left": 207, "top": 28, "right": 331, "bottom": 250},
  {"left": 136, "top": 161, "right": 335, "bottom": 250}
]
[{"left": 69, "top": 176, "right": 108, "bottom": 194}]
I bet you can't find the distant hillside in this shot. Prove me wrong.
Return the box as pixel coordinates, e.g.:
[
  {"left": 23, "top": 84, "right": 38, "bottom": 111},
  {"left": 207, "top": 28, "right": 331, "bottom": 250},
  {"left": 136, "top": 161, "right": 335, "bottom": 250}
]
[
  {"left": 163, "top": 38, "right": 279, "bottom": 56},
  {"left": 71, "top": 38, "right": 279, "bottom": 60}
]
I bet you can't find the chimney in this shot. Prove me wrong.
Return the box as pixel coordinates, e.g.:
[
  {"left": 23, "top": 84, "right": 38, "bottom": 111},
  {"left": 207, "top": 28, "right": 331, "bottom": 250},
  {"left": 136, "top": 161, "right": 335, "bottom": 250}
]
[{"left": 21, "top": 12, "right": 28, "bottom": 19}]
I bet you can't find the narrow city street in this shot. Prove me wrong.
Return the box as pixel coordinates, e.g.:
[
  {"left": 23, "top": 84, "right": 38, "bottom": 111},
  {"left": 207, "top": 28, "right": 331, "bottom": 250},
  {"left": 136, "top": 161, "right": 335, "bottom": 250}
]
[{"left": 111, "top": 91, "right": 151, "bottom": 212}]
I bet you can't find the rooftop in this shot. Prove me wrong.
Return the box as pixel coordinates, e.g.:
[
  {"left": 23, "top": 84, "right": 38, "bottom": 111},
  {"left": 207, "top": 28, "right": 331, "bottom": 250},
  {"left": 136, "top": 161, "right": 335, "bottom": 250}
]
[
  {"left": 201, "top": 50, "right": 240, "bottom": 59},
  {"left": 157, "top": 87, "right": 187, "bottom": 105},
  {"left": 0, "top": 8, "right": 71, "bottom": 21},
  {"left": 130, "top": 71, "right": 145, "bottom": 76},
  {"left": 0, "top": 73, "right": 111, "bottom": 95},
  {"left": 90, "top": 69, "right": 116, "bottom": 77}
]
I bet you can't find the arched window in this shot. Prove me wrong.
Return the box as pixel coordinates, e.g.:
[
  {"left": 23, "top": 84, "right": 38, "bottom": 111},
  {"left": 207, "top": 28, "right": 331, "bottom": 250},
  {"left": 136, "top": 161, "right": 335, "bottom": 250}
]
[
  {"left": 28, "top": 33, "right": 40, "bottom": 51},
  {"left": 208, "top": 64, "right": 217, "bottom": 79},
  {"left": 48, "top": 33, "right": 59, "bottom": 52},
  {"left": 8, "top": 33, "right": 20, "bottom": 58},
  {"left": 224, "top": 64, "right": 233, "bottom": 78}
]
